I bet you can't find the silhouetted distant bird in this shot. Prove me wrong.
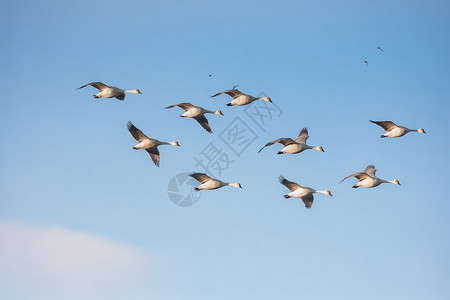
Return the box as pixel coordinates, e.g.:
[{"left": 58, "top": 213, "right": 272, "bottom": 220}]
[
  {"left": 189, "top": 173, "right": 242, "bottom": 191},
  {"left": 377, "top": 47, "right": 383, "bottom": 51},
  {"left": 165, "top": 102, "right": 223, "bottom": 133},
  {"left": 127, "top": 121, "right": 180, "bottom": 167},
  {"left": 258, "top": 128, "right": 324, "bottom": 154},
  {"left": 279, "top": 175, "right": 332, "bottom": 209},
  {"left": 77, "top": 82, "right": 141, "bottom": 100},
  {"left": 363, "top": 60, "right": 368, "bottom": 66},
  {"left": 209, "top": 74, "right": 212, "bottom": 77},
  {"left": 370, "top": 120, "right": 426, "bottom": 138},
  {"left": 211, "top": 89, "right": 272, "bottom": 106},
  {"left": 339, "top": 165, "right": 401, "bottom": 188}
]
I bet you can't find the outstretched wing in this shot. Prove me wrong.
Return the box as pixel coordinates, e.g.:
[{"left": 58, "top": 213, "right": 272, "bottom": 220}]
[
  {"left": 363, "top": 165, "right": 377, "bottom": 178},
  {"left": 294, "top": 128, "right": 309, "bottom": 143},
  {"left": 145, "top": 147, "right": 160, "bottom": 167},
  {"left": 339, "top": 172, "right": 372, "bottom": 183},
  {"left": 258, "top": 138, "right": 296, "bottom": 153},
  {"left": 370, "top": 120, "right": 398, "bottom": 132},
  {"left": 301, "top": 194, "right": 314, "bottom": 209},
  {"left": 193, "top": 115, "right": 212, "bottom": 133},
  {"left": 279, "top": 175, "right": 303, "bottom": 192},
  {"left": 189, "top": 172, "right": 213, "bottom": 184},
  {"left": 211, "top": 89, "right": 245, "bottom": 99},
  {"left": 77, "top": 82, "right": 109, "bottom": 91},
  {"left": 165, "top": 103, "right": 195, "bottom": 111},
  {"left": 127, "top": 121, "right": 150, "bottom": 142},
  {"left": 115, "top": 93, "right": 125, "bottom": 100}
]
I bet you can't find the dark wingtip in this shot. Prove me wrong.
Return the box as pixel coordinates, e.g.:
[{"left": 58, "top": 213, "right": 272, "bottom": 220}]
[
  {"left": 277, "top": 151, "right": 283, "bottom": 155},
  {"left": 283, "top": 195, "right": 290, "bottom": 199},
  {"left": 226, "top": 103, "right": 232, "bottom": 106},
  {"left": 380, "top": 135, "right": 385, "bottom": 138}
]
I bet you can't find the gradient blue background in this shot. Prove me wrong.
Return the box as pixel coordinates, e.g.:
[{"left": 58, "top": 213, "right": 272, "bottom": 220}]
[{"left": 1, "top": 0, "right": 449, "bottom": 299}]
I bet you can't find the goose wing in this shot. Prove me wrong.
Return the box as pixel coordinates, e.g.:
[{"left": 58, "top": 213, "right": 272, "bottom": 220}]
[
  {"left": 294, "top": 127, "right": 309, "bottom": 143},
  {"left": 189, "top": 172, "right": 213, "bottom": 184},
  {"left": 301, "top": 194, "right": 314, "bottom": 209},
  {"left": 193, "top": 115, "right": 212, "bottom": 133},
  {"left": 145, "top": 147, "right": 160, "bottom": 167},
  {"left": 165, "top": 103, "right": 196, "bottom": 111},
  {"left": 115, "top": 93, "right": 125, "bottom": 100},
  {"left": 279, "top": 175, "right": 304, "bottom": 192},
  {"left": 339, "top": 172, "right": 371, "bottom": 183},
  {"left": 258, "top": 138, "right": 296, "bottom": 153},
  {"left": 370, "top": 120, "right": 398, "bottom": 132},
  {"left": 127, "top": 121, "right": 150, "bottom": 142},
  {"left": 78, "top": 82, "right": 109, "bottom": 91},
  {"left": 211, "top": 89, "right": 245, "bottom": 99},
  {"left": 363, "top": 165, "right": 377, "bottom": 177}
]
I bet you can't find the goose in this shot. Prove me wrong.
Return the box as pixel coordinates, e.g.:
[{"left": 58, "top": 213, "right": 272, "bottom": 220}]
[
  {"left": 363, "top": 60, "right": 368, "bottom": 66},
  {"left": 258, "top": 128, "right": 324, "bottom": 154},
  {"left": 279, "top": 175, "right": 332, "bottom": 209},
  {"left": 78, "top": 82, "right": 141, "bottom": 100},
  {"left": 370, "top": 120, "right": 426, "bottom": 138},
  {"left": 377, "top": 46, "right": 383, "bottom": 51},
  {"left": 211, "top": 89, "right": 272, "bottom": 106},
  {"left": 127, "top": 121, "right": 179, "bottom": 167},
  {"left": 165, "top": 103, "right": 223, "bottom": 133},
  {"left": 339, "top": 165, "right": 400, "bottom": 188},
  {"left": 189, "top": 172, "right": 242, "bottom": 191}
]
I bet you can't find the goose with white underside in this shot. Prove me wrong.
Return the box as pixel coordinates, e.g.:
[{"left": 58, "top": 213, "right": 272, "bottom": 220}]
[
  {"left": 189, "top": 173, "right": 242, "bottom": 191},
  {"left": 127, "top": 121, "right": 179, "bottom": 167},
  {"left": 211, "top": 89, "right": 272, "bottom": 106},
  {"left": 165, "top": 103, "right": 223, "bottom": 133},
  {"left": 370, "top": 120, "right": 426, "bottom": 138},
  {"left": 258, "top": 128, "right": 324, "bottom": 154},
  {"left": 279, "top": 175, "right": 332, "bottom": 209},
  {"left": 339, "top": 165, "right": 400, "bottom": 188},
  {"left": 78, "top": 82, "right": 141, "bottom": 100}
]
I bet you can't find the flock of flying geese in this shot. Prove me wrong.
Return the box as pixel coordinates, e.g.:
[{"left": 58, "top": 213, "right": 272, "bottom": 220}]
[{"left": 78, "top": 77, "right": 426, "bottom": 209}]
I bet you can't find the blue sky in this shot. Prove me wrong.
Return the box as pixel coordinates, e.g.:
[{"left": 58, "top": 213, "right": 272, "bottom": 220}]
[{"left": 1, "top": 0, "right": 449, "bottom": 299}]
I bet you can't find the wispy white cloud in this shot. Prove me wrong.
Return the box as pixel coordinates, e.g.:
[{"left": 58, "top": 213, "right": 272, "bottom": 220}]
[{"left": 0, "top": 221, "right": 157, "bottom": 300}]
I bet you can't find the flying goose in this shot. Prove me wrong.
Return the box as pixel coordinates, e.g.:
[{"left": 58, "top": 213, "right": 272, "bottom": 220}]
[
  {"left": 165, "top": 103, "right": 223, "bottom": 133},
  {"left": 370, "top": 120, "right": 426, "bottom": 138},
  {"left": 377, "top": 46, "right": 383, "bottom": 51},
  {"left": 127, "top": 121, "right": 180, "bottom": 167},
  {"left": 189, "top": 172, "right": 242, "bottom": 191},
  {"left": 211, "top": 89, "right": 272, "bottom": 106},
  {"left": 279, "top": 175, "right": 332, "bottom": 209},
  {"left": 363, "top": 60, "right": 368, "bottom": 66},
  {"left": 78, "top": 82, "right": 141, "bottom": 100},
  {"left": 258, "top": 128, "right": 324, "bottom": 154},
  {"left": 339, "top": 165, "right": 400, "bottom": 188}
]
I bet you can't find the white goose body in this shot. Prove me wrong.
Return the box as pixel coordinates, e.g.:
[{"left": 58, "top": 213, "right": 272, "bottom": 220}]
[
  {"left": 258, "top": 128, "right": 324, "bottom": 154},
  {"left": 211, "top": 89, "right": 272, "bottom": 106},
  {"left": 78, "top": 82, "right": 141, "bottom": 100},
  {"left": 279, "top": 176, "right": 332, "bottom": 209},
  {"left": 339, "top": 165, "right": 401, "bottom": 188},
  {"left": 370, "top": 120, "right": 426, "bottom": 138},
  {"left": 189, "top": 173, "right": 242, "bottom": 191},
  {"left": 127, "top": 121, "right": 180, "bottom": 167},
  {"left": 165, "top": 103, "right": 223, "bottom": 133}
]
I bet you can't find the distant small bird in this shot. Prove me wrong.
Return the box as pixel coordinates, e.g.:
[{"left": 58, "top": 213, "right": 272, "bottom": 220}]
[
  {"left": 189, "top": 172, "right": 242, "bottom": 191},
  {"left": 258, "top": 128, "right": 324, "bottom": 154},
  {"left": 377, "top": 47, "right": 383, "bottom": 51},
  {"left": 165, "top": 103, "right": 223, "bottom": 133},
  {"left": 370, "top": 120, "right": 426, "bottom": 138},
  {"left": 339, "top": 165, "right": 401, "bottom": 188},
  {"left": 363, "top": 60, "right": 368, "bottom": 66},
  {"left": 77, "top": 82, "right": 141, "bottom": 100},
  {"left": 211, "top": 89, "right": 272, "bottom": 106},
  {"left": 209, "top": 74, "right": 212, "bottom": 77},
  {"left": 279, "top": 175, "right": 332, "bottom": 209},
  {"left": 127, "top": 121, "right": 180, "bottom": 167}
]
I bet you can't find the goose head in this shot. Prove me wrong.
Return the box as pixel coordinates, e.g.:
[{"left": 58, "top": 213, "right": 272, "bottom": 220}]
[
  {"left": 261, "top": 97, "right": 272, "bottom": 103},
  {"left": 392, "top": 179, "right": 401, "bottom": 185},
  {"left": 170, "top": 141, "right": 180, "bottom": 146},
  {"left": 318, "top": 146, "right": 324, "bottom": 152},
  {"left": 418, "top": 128, "right": 426, "bottom": 134},
  {"left": 215, "top": 110, "right": 224, "bottom": 115},
  {"left": 325, "top": 190, "right": 333, "bottom": 196},
  {"left": 230, "top": 183, "right": 242, "bottom": 188}
]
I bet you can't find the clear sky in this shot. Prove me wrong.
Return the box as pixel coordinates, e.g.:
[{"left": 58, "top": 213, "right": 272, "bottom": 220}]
[{"left": 1, "top": 0, "right": 449, "bottom": 299}]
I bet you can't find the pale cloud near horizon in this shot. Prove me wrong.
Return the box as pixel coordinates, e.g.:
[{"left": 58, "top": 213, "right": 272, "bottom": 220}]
[{"left": 0, "top": 221, "right": 157, "bottom": 299}]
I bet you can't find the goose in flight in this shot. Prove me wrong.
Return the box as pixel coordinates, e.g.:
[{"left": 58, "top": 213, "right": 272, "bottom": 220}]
[
  {"left": 165, "top": 103, "right": 223, "bottom": 133},
  {"left": 377, "top": 46, "right": 383, "bottom": 51},
  {"left": 127, "top": 121, "right": 180, "bottom": 167},
  {"left": 279, "top": 175, "right": 332, "bottom": 209},
  {"left": 189, "top": 172, "right": 242, "bottom": 191},
  {"left": 78, "top": 82, "right": 141, "bottom": 100},
  {"left": 363, "top": 60, "right": 368, "bottom": 66},
  {"left": 211, "top": 89, "right": 272, "bottom": 106},
  {"left": 258, "top": 128, "right": 324, "bottom": 154},
  {"left": 339, "top": 165, "right": 400, "bottom": 188},
  {"left": 370, "top": 120, "right": 426, "bottom": 138}
]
